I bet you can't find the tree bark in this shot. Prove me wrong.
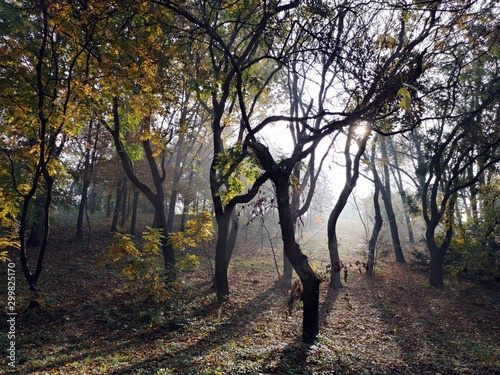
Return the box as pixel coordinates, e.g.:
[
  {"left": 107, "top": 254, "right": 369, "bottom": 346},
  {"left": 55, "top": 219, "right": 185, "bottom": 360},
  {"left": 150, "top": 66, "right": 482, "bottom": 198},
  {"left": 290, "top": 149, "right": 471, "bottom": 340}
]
[
  {"left": 426, "top": 219, "right": 447, "bottom": 287},
  {"left": 110, "top": 176, "right": 124, "bottom": 233},
  {"left": 225, "top": 210, "right": 239, "bottom": 267},
  {"left": 425, "top": 198, "right": 455, "bottom": 287},
  {"left": 428, "top": 242, "right": 445, "bottom": 287},
  {"left": 214, "top": 210, "right": 232, "bottom": 298},
  {"left": 388, "top": 137, "right": 415, "bottom": 243},
  {"left": 27, "top": 189, "right": 47, "bottom": 246},
  {"left": 275, "top": 172, "right": 320, "bottom": 343},
  {"left": 120, "top": 176, "right": 128, "bottom": 227},
  {"left": 328, "top": 127, "right": 370, "bottom": 287},
  {"left": 106, "top": 193, "right": 113, "bottom": 218},
  {"left": 327, "top": 226, "right": 343, "bottom": 289},
  {"left": 282, "top": 167, "right": 301, "bottom": 290},
  {"left": 250, "top": 141, "right": 320, "bottom": 343},
  {"left": 282, "top": 253, "right": 293, "bottom": 290},
  {"left": 130, "top": 188, "right": 140, "bottom": 236},
  {"left": 379, "top": 137, "right": 405, "bottom": 263},
  {"left": 76, "top": 178, "right": 90, "bottom": 240},
  {"left": 367, "top": 181, "right": 383, "bottom": 276}
]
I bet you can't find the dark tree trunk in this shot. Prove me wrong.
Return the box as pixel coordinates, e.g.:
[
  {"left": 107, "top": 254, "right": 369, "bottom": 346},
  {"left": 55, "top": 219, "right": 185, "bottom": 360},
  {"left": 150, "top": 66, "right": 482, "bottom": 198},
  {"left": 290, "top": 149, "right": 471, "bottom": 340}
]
[
  {"left": 225, "top": 210, "right": 239, "bottom": 267},
  {"left": 275, "top": 173, "right": 320, "bottom": 343},
  {"left": 209, "top": 101, "right": 234, "bottom": 300},
  {"left": 388, "top": 138, "right": 415, "bottom": 243},
  {"left": 282, "top": 166, "right": 301, "bottom": 290},
  {"left": 327, "top": 228, "right": 343, "bottom": 289},
  {"left": 429, "top": 245, "right": 445, "bottom": 287},
  {"left": 328, "top": 127, "right": 370, "bottom": 287},
  {"left": 382, "top": 186, "right": 405, "bottom": 263},
  {"left": 366, "top": 183, "right": 382, "bottom": 276},
  {"left": 120, "top": 177, "right": 128, "bottom": 227},
  {"left": 282, "top": 254, "right": 293, "bottom": 290},
  {"left": 327, "top": 189, "right": 355, "bottom": 289},
  {"left": 76, "top": 178, "right": 90, "bottom": 240},
  {"left": 249, "top": 140, "right": 320, "bottom": 343},
  {"left": 379, "top": 138, "right": 405, "bottom": 263},
  {"left": 18, "top": 0, "right": 83, "bottom": 292},
  {"left": 130, "top": 188, "right": 140, "bottom": 236},
  {"left": 106, "top": 193, "right": 113, "bottom": 218},
  {"left": 110, "top": 177, "right": 124, "bottom": 233},
  {"left": 20, "top": 174, "right": 54, "bottom": 291},
  {"left": 214, "top": 210, "right": 232, "bottom": 298},
  {"left": 426, "top": 205, "right": 454, "bottom": 287},
  {"left": 155, "top": 202, "right": 176, "bottom": 271},
  {"left": 27, "top": 189, "right": 47, "bottom": 246},
  {"left": 212, "top": 185, "right": 265, "bottom": 300},
  {"left": 427, "top": 225, "right": 446, "bottom": 287}
]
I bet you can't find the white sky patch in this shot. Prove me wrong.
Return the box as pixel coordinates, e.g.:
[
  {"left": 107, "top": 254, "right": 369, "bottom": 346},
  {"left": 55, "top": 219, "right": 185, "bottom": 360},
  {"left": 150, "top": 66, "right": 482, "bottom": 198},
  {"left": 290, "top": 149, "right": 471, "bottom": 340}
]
[{"left": 258, "top": 119, "right": 374, "bottom": 213}]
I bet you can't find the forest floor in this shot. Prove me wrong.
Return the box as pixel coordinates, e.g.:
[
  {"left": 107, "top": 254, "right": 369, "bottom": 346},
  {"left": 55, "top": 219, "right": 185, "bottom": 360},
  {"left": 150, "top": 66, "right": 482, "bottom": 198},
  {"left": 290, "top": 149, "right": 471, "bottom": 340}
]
[{"left": 1, "top": 215, "right": 500, "bottom": 374}]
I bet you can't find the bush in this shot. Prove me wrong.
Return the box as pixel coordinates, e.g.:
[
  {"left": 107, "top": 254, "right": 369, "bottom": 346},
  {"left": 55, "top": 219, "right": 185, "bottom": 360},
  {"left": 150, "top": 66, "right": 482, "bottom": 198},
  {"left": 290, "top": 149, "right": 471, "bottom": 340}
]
[
  {"left": 445, "top": 223, "right": 500, "bottom": 280},
  {"left": 98, "top": 227, "right": 170, "bottom": 302},
  {"left": 98, "top": 213, "right": 213, "bottom": 302}
]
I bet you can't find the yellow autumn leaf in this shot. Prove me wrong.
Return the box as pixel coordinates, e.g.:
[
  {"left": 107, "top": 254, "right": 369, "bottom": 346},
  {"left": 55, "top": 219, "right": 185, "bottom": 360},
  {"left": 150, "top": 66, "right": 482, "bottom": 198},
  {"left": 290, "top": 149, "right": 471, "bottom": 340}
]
[{"left": 397, "top": 86, "right": 412, "bottom": 112}]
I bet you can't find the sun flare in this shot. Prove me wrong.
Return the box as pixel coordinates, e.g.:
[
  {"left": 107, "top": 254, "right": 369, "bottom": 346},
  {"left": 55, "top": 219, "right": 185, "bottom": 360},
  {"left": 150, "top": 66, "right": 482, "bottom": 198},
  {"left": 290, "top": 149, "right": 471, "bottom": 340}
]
[{"left": 355, "top": 123, "right": 370, "bottom": 136}]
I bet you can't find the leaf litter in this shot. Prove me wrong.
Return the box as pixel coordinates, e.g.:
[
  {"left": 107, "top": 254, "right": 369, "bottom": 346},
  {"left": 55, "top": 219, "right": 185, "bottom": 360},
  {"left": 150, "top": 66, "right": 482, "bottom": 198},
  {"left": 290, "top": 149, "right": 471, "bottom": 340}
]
[{"left": 2, "top": 224, "right": 499, "bottom": 374}]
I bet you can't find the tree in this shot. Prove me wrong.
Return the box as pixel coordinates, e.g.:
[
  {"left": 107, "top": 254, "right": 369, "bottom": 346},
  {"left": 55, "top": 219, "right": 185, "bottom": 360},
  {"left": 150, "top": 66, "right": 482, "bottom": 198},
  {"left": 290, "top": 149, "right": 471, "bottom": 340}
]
[
  {"left": 76, "top": 121, "right": 102, "bottom": 240},
  {"left": 247, "top": 0, "right": 446, "bottom": 339},
  {"left": 0, "top": 0, "right": 93, "bottom": 290},
  {"left": 387, "top": 136, "right": 415, "bottom": 243},
  {"left": 249, "top": 140, "right": 322, "bottom": 343},
  {"left": 105, "top": 98, "right": 178, "bottom": 270},
  {"left": 154, "top": 0, "right": 299, "bottom": 299},
  {"left": 421, "top": 84, "right": 500, "bottom": 286},
  {"left": 327, "top": 125, "right": 371, "bottom": 288},
  {"left": 366, "top": 140, "right": 383, "bottom": 276},
  {"left": 415, "top": 3, "right": 500, "bottom": 286},
  {"left": 377, "top": 136, "right": 406, "bottom": 263},
  {"left": 81, "top": 1, "right": 185, "bottom": 272},
  {"left": 281, "top": 56, "right": 337, "bottom": 290}
]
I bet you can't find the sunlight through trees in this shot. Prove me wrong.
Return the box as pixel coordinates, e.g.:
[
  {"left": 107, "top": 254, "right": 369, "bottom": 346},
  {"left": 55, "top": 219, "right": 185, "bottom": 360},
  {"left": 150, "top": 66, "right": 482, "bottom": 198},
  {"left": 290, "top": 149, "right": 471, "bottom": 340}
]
[{"left": 1, "top": 0, "right": 499, "bottom": 356}]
